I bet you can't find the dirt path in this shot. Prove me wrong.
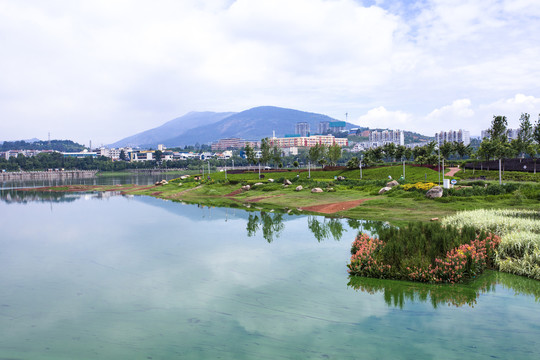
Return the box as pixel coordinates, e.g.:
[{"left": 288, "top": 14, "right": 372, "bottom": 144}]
[
  {"left": 445, "top": 167, "right": 461, "bottom": 177},
  {"left": 299, "top": 198, "right": 370, "bottom": 214},
  {"left": 167, "top": 185, "right": 203, "bottom": 199},
  {"left": 224, "top": 189, "right": 243, "bottom": 197}
]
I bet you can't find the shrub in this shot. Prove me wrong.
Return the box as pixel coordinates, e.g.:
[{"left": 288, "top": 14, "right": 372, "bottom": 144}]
[
  {"left": 348, "top": 228, "right": 500, "bottom": 284},
  {"left": 401, "top": 182, "right": 437, "bottom": 192}
]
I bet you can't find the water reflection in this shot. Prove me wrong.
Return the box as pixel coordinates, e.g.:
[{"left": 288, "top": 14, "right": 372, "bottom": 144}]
[
  {"left": 246, "top": 212, "right": 285, "bottom": 243},
  {"left": 0, "top": 172, "right": 182, "bottom": 190},
  {"left": 0, "top": 189, "right": 124, "bottom": 204},
  {"left": 348, "top": 271, "right": 540, "bottom": 309}
]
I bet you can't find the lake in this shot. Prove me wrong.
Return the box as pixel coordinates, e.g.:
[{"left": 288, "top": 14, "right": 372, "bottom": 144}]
[{"left": 0, "top": 185, "right": 539, "bottom": 359}]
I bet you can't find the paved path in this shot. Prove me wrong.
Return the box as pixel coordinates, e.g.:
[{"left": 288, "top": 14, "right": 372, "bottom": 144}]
[{"left": 445, "top": 167, "right": 461, "bottom": 177}]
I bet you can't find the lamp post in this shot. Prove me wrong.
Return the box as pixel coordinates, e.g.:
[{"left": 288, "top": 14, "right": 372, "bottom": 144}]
[
  {"left": 438, "top": 145, "right": 441, "bottom": 185},
  {"left": 232, "top": 159, "right": 234, "bottom": 170},
  {"left": 359, "top": 156, "right": 363, "bottom": 179}
]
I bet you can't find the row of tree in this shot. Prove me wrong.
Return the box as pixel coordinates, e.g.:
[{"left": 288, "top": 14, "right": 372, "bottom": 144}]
[
  {"left": 478, "top": 113, "right": 540, "bottom": 163},
  {"left": 243, "top": 139, "right": 344, "bottom": 173}
]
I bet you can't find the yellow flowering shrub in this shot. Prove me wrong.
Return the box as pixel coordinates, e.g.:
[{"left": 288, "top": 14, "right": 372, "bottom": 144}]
[{"left": 401, "top": 182, "right": 438, "bottom": 191}]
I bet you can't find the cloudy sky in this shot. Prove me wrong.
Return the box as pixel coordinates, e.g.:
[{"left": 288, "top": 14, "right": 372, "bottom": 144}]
[{"left": 1, "top": 0, "right": 539, "bottom": 145}]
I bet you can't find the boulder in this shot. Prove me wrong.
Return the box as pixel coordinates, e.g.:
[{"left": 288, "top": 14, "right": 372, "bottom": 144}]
[
  {"left": 378, "top": 187, "right": 392, "bottom": 194},
  {"left": 180, "top": 175, "right": 190, "bottom": 180},
  {"left": 337, "top": 176, "right": 346, "bottom": 181},
  {"left": 155, "top": 179, "right": 168, "bottom": 186},
  {"left": 386, "top": 180, "right": 400, "bottom": 188},
  {"left": 283, "top": 179, "right": 292, "bottom": 185},
  {"left": 311, "top": 187, "right": 323, "bottom": 193},
  {"left": 241, "top": 185, "right": 251, "bottom": 191},
  {"left": 254, "top": 182, "right": 263, "bottom": 186},
  {"left": 295, "top": 185, "right": 303, "bottom": 191},
  {"left": 268, "top": 178, "right": 274, "bottom": 183},
  {"left": 426, "top": 186, "right": 443, "bottom": 199}
]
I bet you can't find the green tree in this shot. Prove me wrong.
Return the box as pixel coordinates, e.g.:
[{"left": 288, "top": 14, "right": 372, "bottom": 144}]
[
  {"left": 454, "top": 142, "right": 471, "bottom": 160},
  {"left": 382, "top": 142, "right": 396, "bottom": 162},
  {"left": 119, "top": 150, "right": 127, "bottom": 161},
  {"left": 404, "top": 147, "right": 413, "bottom": 161},
  {"left": 260, "top": 138, "right": 272, "bottom": 165},
  {"left": 346, "top": 156, "right": 359, "bottom": 170},
  {"left": 308, "top": 144, "right": 325, "bottom": 170},
  {"left": 515, "top": 113, "right": 533, "bottom": 158},
  {"left": 154, "top": 150, "right": 163, "bottom": 164},
  {"left": 439, "top": 141, "right": 455, "bottom": 161},
  {"left": 244, "top": 144, "right": 256, "bottom": 167},
  {"left": 271, "top": 146, "right": 281, "bottom": 166},
  {"left": 327, "top": 144, "right": 342, "bottom": 165},
  {"left": 395, "top": 145, "right": 406, "bottom": 161},
  {"left": 371, "top": 147, "right": 384, "bottom": 162}
]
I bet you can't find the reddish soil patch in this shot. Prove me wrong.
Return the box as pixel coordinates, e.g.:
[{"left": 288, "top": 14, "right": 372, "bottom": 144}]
[
  {"left": 244, "top": 194, "right": 284, "bottom": 203},
  {"left": 225, "top": 189, "right": 243, "bottom": 197},
  {"left": 299, "top": 199, "right": 370, "bottom": 214}
]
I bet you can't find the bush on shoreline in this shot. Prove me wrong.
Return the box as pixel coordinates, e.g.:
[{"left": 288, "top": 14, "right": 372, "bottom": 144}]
[{"left": 347, "top": 222, "right": 500, "bottom": 284}]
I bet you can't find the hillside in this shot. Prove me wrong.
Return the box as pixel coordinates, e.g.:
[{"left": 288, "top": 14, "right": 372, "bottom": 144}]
[
  {"left": 109, "top": 111, "right": 235, "bottom": 148},
  {"left": 0, "top": 139, "right": 85, "bottom": 152},
  {"left": 162, "top": 106, "right": 355, "bottom": 147}
]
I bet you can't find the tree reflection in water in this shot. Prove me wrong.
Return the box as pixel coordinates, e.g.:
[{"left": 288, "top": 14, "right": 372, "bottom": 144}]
[
  {"left": 247, "top": 212, "right": 356, "bottom": 243},
  {"left": 246, "top": 212, "right": 284, "bottom": 243},
  {"left": 307, "top": 216, "right": 345, "bottom": 242},
  {"left": 348, "top": 271, "right": 540, "bottom": 309}
]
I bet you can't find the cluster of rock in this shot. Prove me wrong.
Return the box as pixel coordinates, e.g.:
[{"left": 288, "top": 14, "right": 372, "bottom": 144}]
[
  {"left": 426, "top": 186, "right": 443, "bottom": 199},
  {"left": 240, "top": 178, "right": 329, "bottom": 193},
  {"left": 155, "top": 179, "right": 169, "bottom": 186},
  {"left": 378, "top": 180, "right": 400, "bottom": 194}
]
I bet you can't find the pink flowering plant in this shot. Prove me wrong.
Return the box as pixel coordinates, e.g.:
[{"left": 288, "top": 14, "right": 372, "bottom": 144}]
[{"left": 348, "top": 223, "right": 501, "bottom": 284}]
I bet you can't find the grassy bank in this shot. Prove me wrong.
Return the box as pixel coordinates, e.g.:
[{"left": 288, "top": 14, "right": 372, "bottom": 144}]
[{"left": 42, "top": 165, "right": 540, "bottom": 226}]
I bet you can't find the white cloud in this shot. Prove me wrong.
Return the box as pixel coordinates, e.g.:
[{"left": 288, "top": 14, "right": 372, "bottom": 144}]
[
  {"left": 353, "top": 106, "right": 413, "bottom": 129},
  {"left": 0, "top": 0, "right": 539, "bottom": 144},
  {"left": 477, "top": 94, "right": 540, "bottom": 130}
]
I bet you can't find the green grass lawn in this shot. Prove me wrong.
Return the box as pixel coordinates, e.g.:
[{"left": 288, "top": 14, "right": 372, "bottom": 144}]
[{"left": 82, "top": 165, "right": 540, "bottom": 225}]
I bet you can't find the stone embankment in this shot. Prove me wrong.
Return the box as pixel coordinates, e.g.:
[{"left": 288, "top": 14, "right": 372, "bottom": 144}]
[{"left": 0, "top": 170, "right": 98, "bottom": 181}]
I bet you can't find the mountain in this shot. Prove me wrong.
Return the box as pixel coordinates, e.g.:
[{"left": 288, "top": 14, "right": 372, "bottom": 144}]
[
  {"left": 109, "top": 111, "right": 236, "bottom": 148},
  {"left": 161, "top": 106, "right": 354, "bottom": 147}
]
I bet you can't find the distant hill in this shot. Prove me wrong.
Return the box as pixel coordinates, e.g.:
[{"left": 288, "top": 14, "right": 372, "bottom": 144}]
[
  {"left": 0, "top": 139, "right": 85, "bottom": 152},
  {"left": 161, "top": 106, "right": 356, "bottom": 147},
  {"left": 109, "top": 111, "right": 236, "bottom": 148},
  {"left": 110, "top": 106, "right": 431, "bottom": 148}
]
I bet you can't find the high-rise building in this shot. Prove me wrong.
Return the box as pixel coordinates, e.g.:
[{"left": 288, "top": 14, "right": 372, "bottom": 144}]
[
  {"left": 295, "top": 122, "right": 310, "bottom": 137},
  {"left": 318, "top": 121, "right": 330, "bottom": 134},
  {"left": 435, "top": 129, "right": 470, "bottom": 146},
  {"left": 368, "top": 129, "right": 404, "bottom": 146}
]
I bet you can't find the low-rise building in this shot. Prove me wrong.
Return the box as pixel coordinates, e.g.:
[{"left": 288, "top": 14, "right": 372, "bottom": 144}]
[{"left": 269, "top": 134, "right": 348, "bottom": 148}]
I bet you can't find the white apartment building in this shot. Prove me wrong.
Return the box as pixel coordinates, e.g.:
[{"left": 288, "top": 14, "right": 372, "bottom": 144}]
[
  {"left": 435, "top": 129, "right": 470, "bottom": 146},
  {"left": 368, "top": 129, "right": 404, "bottom": 146}
]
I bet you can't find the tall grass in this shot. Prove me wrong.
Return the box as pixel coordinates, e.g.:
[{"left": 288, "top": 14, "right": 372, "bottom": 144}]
[
  {"left": 442, "top": 209, "right": 540, "bottom": 236},
  {"left": 496, "top": 232, "right": 540, "bottom": 280},
  {"left": 442, "top": 209, "right": 540, "bottom": 280}
]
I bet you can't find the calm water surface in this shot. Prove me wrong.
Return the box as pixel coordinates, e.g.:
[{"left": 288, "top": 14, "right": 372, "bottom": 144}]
[{"left": 0, "top": 188, "right": 538, "bottom": 359}]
